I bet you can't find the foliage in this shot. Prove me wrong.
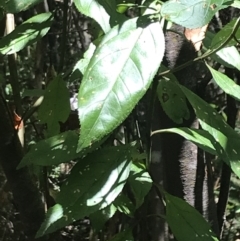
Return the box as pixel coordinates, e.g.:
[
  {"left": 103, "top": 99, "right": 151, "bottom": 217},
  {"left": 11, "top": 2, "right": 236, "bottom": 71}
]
[
  {"left": 0, "top": 12, "right": 53, "bottom": 55},
  {"left": 77, "top": 16, "right": 164, "bottom": 151},
  {"left": 165, "top": 192, "right": 218, "bottom": 241},
  {"left": 1, "top": 0, "right": 240, "bottom": 240}
]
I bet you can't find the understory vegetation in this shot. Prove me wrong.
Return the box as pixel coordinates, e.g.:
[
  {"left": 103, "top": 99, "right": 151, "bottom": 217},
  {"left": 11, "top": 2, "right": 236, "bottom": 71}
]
[{"left": 1, "top": 0, "right": 240, "bottom": 241}]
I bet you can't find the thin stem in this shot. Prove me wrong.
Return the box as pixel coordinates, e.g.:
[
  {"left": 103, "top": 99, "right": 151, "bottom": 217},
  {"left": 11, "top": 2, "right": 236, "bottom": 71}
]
[{"left": 58, "top": 0, "right": 69, "bottom": 72}]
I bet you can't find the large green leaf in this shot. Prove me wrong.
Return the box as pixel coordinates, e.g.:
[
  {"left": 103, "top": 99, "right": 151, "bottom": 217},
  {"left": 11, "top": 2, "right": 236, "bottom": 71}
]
[
  {"left": 152, "top": 128, "right": 217, "bottom": 156},
  {"left": 38, "top": 76, "right": 71, "bottom": 136},
  {"left": 1, "top": 0, "right": 43, "bottom": 13},
  {"left": 73, "top": 0, "right": 111, "bottom": 33},
  {"left": 78, "top": 17, "right": 165, "bottom": 151},
  {"left": 180, "top": 85, "right": 240, "bottom": 177},
  {"left": 0, "top": 12, "right": 53, "bottom": 55},
  {"left": 161, "top": 0, "right": 229, "bottom": 29},
  {"left": 211, "top": 18, "right": 240, "bottom": 49},
  {"left": 165, "top": 192, "right": 218, "bottom": 241},
  {"left": 18, "top": 130, "right": 105, "bottom": 168},
  {"left": 36, "top": 145, "right": 132, "bottom": 237},
  {"left": 207, "top": 64, "right": 240, "bottom": 101}
]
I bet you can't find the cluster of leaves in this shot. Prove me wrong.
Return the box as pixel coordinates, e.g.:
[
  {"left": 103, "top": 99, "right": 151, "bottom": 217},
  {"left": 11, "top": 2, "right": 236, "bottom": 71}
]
[{"left": 1, "top": 0, "right": 240, "bottom": 240}]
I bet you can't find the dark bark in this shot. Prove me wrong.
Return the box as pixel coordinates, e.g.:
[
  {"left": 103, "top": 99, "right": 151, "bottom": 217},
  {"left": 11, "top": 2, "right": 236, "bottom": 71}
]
[
  {"left": 147, "top": 24, "right": 219, "bottom": 240},
  {"left": 0, "top": 93, "right": 46, "bottom": 240}
]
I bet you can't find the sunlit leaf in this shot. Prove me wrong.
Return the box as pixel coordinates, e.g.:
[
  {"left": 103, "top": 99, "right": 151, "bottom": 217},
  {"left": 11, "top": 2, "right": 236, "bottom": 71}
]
[
  {"left": 232, "top": 0, "right": 240, "bottom": 8},
  {"left": 161, "top": 0, "right": 229, "bottom": 29},
  {"left": 73, "top": 0, "right": 110, "bottom": 33},
  {"left": 78, "top": 17, "right": 165, "bottom": 151},
  {"left": 128, "top": 161, "right": 152, "bottom": 208},
  {"left": 36, "top": 204, "right": 63, "bottom": 238},
  {"left": 203, "top": 31, "right": 240, "bottom": 69},
  {"left": 152, "top": 127, "right": 217, "bottom": 155},
  {"left": 181, "top": 85, "right": 240, "bottom": 178},
  {"left": 116, "top": 3, "right": 136, "bottom": 13},
  {"left": 70, "top": 43, "right": 96, "bottom": 83},
  {"left": 113, "top": 194, "right": 135, "bottom": 217},
  {"left": 0, "top": 12, "right": 53, "bottom": 55},
  {"left": 215, "top": 47, "right": 240, "bottom": 71},
  {"left": 36, "top": 145, "right": 132, "bottom": 237},
  {"left": 207, "top": 64, "right": 240, "bottom": 101}
]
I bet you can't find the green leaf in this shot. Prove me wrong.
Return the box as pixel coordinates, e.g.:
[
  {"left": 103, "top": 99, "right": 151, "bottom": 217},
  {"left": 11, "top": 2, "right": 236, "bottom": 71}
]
[
  {"left": 161, "top": 0, "right": 229, "bottom": 29},
  {"left": 128, "top": 161, "right": 152, "bottom": 208},
  {"left": 113, "top": 194, "right": 135, "bottom": 217},
  {"left": 180, "top": 85, "right": 240, "bottom": 178},
  {"left": 36, "top": 204, "right": 64, "bottom": 239},
  {"left": 116, "top": 3, "right": 136, "bottom": 13},
  {"left": 108, "top": 229, "right": 134, "bottom": 241},
  {"left": 157, "top": 78, "right": 190, "bottom": 124},
  {"left": 36, "top": 145, "right": 132, "bottom": 237},
  {"left": 18, "top": 131, "right": 79, "bottom": 168},
  {"left": 141, "top": 0, "right": 161, "bottom": 15},
  {"left": 152, "top": 128, "right": 217, "bottom": 156},
  {"left": 98, "top": 0, "right": 127, "bottom": 26},
  {"left": 165, "top": 192, "right": 218, "bottom": 241},
  {"left": 214, "top": 46, "right": 240, "bottom": 71},
  {"left": 207, "top": 64, "right": 240, "bottom": 101},
  {"left": 89, "top": 204, "right": 117, "bottom": 232},
  {"left": 232, "top": 0, "right": 240, "bottom": 8},
  {"left": 38, "top": 76, "right": 71, "bottom": 136},
  {"left": 73, "top": 0, "right": 111, "bottom": 33},
  {"left": 211, "top": 18, "right": 240, "bottom": 49},
  {"left": 70, "top": 43, "right": 96, "bottom": 82},
  {"left": 203, "top": 31, "right": 240, "bottom": 69},
  {"left": 1, "top": 0, "right": 43, "bottom": 13},
  {"left": 18, "top": 130, "right": 104, "bottom": 168},
  {"left": 0, "top": 12, "right": 53, "bottom": 55},
  {"left": 78, "top": 17, "right": 165, "bottom": 151}
]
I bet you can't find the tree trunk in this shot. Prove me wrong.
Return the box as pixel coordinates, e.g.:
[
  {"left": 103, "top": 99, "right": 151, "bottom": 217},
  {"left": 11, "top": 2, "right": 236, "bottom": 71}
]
[
  {"left": 0, "top": 92, "right": 46, "bottom": 240},
  {"left": 147, "top": 24, "right": 219, "bottom": 241}
]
